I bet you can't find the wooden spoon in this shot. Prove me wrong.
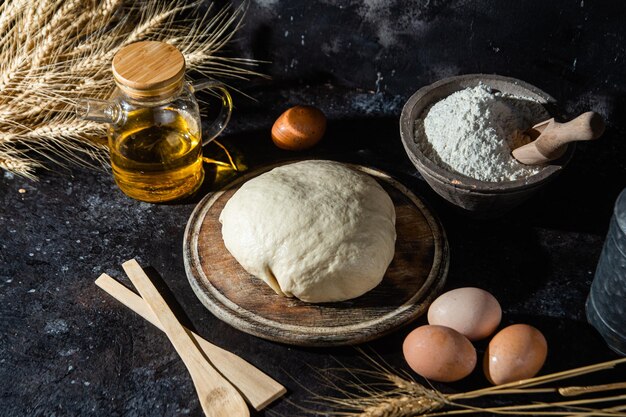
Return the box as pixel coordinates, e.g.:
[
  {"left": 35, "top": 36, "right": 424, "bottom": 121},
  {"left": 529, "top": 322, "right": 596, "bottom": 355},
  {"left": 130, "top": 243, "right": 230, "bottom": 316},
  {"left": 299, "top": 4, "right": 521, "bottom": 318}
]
[
  {"left": 512, "top": 111, "right": 605, "bottom": 165},
  {"left": 95, "top": 273, "right": 285, "bottom": 411},
  {"left": 122, "top": 259, "right": 249, "bottom": 417}
]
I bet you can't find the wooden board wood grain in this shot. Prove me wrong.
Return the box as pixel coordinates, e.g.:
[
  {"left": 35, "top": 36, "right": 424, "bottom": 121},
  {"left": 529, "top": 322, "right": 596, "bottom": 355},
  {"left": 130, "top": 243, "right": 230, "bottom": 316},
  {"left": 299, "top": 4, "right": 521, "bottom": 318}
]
[{"left": 183, "top": 162, "right": 449, "bottom": 346}]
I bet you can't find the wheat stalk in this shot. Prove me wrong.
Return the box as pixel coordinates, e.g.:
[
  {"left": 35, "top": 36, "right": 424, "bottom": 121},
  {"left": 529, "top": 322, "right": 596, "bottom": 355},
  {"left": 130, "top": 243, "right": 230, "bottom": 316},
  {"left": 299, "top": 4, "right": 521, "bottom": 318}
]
[
  {"left": 0, "top": 0, "right": 262, "bottom": 179},
  {"left": 312, "top": 350, "right": 626, "bottom": 417}
]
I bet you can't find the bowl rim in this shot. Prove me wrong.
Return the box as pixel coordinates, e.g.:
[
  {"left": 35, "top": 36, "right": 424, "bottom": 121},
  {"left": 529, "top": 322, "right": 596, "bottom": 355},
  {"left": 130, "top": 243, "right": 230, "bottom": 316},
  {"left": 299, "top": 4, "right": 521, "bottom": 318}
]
[{"left": 399, "top": 73, "right": 574, "bottom": 193}]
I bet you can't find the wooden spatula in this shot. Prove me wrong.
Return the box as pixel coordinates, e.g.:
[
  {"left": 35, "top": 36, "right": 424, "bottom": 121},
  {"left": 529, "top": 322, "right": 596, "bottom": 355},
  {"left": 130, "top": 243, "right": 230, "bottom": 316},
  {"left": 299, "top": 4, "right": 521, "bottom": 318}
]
[
  {"left": 95, "top": 273, "right": 285, "bottom": 411},
  {"left": 512, "top": 111, "right": 605, "bottom": 165},
  {"left": 122, "top": 259, "right": 249, "bottom": 417}
]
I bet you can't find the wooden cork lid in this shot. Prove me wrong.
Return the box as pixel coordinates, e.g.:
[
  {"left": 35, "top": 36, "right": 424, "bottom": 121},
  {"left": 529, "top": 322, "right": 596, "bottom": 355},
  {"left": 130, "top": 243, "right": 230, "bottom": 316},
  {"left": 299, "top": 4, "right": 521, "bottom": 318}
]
[{"left": 112, "top": 41, "right": 185, "bottom": 98}]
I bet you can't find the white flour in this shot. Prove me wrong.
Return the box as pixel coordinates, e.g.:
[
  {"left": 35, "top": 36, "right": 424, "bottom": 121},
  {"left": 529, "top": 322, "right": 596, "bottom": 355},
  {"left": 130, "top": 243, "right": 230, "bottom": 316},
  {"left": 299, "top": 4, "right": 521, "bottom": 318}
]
[{"left": 415, "top": 84, "right": 548, "bottom": 182}]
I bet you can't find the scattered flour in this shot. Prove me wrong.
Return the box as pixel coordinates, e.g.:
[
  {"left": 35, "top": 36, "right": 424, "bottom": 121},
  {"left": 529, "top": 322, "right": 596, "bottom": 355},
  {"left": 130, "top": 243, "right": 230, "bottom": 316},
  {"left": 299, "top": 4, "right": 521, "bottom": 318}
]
[
  {"left": 44, "top": 318, "right": 69, "bottom": 335},
  {"left": 415, "top": 84, "right": 548, "bottom": 182}
]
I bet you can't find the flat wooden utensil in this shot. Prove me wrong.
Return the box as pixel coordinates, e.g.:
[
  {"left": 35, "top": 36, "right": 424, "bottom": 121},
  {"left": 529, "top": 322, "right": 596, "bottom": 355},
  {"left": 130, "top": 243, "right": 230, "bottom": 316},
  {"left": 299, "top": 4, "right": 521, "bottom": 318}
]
[
  {"left": 512, "top": 111, "right": 605, "bottom": 165},
  {"left": 95, "top": 273, "right": 285, "bottom": 411},
  {"left": 121, "top": 259, "right": 250, "bottom": 417}
]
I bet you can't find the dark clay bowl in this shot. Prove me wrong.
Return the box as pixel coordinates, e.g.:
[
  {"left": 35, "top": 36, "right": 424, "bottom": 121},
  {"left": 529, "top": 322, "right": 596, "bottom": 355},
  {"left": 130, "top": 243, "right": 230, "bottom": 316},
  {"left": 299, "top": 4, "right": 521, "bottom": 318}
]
[{"left": 399, "top": 74, "right": 574, "bottom": 216}]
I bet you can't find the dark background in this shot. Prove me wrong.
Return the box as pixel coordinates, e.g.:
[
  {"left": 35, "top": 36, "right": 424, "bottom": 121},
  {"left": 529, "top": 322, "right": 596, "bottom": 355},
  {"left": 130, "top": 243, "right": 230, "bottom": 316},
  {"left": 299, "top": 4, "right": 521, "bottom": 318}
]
[{"left": 1, "top": 0, "right": 625, "bottom": 416}]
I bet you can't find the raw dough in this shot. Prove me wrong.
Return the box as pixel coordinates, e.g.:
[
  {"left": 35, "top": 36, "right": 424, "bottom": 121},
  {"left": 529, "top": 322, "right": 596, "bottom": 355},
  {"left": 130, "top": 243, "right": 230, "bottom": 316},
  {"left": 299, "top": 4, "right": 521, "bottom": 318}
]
[{"left": 219, "top": 160, "right": 396, "bottom": 303}]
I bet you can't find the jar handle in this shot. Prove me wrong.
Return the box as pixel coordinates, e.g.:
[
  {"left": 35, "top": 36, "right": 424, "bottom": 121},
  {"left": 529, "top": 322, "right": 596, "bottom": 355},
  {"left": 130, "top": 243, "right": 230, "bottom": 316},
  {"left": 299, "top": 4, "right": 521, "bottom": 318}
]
[{"left": 190, "top": 79, "right": 233, "bottom": 146}]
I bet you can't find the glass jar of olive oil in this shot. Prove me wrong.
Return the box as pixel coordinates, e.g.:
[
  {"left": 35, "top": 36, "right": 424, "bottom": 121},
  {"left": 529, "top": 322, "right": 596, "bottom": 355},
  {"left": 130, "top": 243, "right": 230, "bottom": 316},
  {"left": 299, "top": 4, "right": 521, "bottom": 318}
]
[{"left": 78, "top": 41, "right": 232, "bottom": 202}]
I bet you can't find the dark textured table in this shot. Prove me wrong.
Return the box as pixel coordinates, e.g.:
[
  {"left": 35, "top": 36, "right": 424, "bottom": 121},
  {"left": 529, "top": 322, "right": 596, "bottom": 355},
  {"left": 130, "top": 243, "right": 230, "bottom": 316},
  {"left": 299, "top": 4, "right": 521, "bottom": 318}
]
[{"left": 2, "top": 1, "right": 626, "bottom": 416}]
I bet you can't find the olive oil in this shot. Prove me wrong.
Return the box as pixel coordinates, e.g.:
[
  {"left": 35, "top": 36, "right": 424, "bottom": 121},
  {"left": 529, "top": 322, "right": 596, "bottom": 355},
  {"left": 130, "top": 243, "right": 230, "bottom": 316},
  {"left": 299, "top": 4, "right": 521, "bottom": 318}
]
[
  {"left": 109, "top": 107, "right": 203, "bottom": 202},
  {"left": 77, "top": 42, "right": 234, "bottom": 202}
]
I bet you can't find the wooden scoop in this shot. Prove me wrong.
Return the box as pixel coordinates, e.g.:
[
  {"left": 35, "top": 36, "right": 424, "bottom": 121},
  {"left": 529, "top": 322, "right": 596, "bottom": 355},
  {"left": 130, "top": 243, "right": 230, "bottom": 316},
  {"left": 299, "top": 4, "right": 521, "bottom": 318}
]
[{"left": 512, "top": 111, "right": 605, "bottom": 165}]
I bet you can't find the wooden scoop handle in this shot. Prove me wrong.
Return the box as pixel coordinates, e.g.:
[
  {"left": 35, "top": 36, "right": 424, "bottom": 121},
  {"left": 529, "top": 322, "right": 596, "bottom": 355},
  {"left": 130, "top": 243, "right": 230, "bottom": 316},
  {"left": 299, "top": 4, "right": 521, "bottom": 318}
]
[
  {"left": 513, "top": 111, "right": 605, "bottom": 164},
  {"left": 534, "top": 111, "right": 605, "bottom": 158}
]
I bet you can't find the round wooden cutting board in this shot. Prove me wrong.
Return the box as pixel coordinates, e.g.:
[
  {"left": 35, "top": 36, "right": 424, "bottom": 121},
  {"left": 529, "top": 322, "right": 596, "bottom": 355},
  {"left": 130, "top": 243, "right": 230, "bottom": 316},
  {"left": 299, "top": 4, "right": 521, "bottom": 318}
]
[{"left": 183, "top": 161, "right": 449, "bottom": 346}]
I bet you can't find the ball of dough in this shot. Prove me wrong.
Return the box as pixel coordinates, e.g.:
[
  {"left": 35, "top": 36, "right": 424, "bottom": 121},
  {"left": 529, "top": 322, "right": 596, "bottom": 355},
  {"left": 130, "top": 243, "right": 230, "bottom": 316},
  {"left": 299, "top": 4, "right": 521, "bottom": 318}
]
[{"left": 219, "top": 160, "right": 396, "bottom": 303}]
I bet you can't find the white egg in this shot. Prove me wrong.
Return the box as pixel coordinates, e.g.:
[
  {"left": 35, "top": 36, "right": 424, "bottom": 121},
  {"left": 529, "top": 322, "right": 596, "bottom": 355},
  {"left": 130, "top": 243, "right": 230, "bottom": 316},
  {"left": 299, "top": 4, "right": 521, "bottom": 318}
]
[{"left": 428, "top": 287, "right": 502, "bottom": 341}]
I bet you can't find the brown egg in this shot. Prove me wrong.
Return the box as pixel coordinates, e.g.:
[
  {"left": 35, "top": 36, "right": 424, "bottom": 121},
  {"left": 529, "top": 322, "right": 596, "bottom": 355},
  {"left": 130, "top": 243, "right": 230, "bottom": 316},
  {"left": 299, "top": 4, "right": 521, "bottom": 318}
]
[
  {"left": 271, "top": 105, "right": 326, "bottom": 150},
  {"left": 484, "top": 324, "right": 548, "bottom": 385},
  {"left": 428, "top": 287, "right": 502, "bottom": 341},
  {"left": 403, "top": 325, "right": 477, "bottom": 382}
]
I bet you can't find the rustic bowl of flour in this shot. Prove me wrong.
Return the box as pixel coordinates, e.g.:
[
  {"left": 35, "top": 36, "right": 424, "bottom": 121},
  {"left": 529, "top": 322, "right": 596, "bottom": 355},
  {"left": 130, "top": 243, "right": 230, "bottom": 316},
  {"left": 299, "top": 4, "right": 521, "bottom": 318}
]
[{"left": 400, "top": 74, "right": 574, "bottom": 215}]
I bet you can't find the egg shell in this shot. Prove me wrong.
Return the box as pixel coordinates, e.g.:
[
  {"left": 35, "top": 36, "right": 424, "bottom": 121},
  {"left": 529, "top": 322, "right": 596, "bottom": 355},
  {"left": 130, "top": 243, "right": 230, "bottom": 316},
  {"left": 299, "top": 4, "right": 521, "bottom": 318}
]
[
  {"left": 484, "top": 324, "right": 548, "bottom": 385},
  {"left": 427, "top": 287, "right": 502, "bottom": 341},
  {"left": 271, "top": 105, "right": 327, "bottom": 151},
  {"left": 403, "top": 325, "right": 477, "bottom": 382}
]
